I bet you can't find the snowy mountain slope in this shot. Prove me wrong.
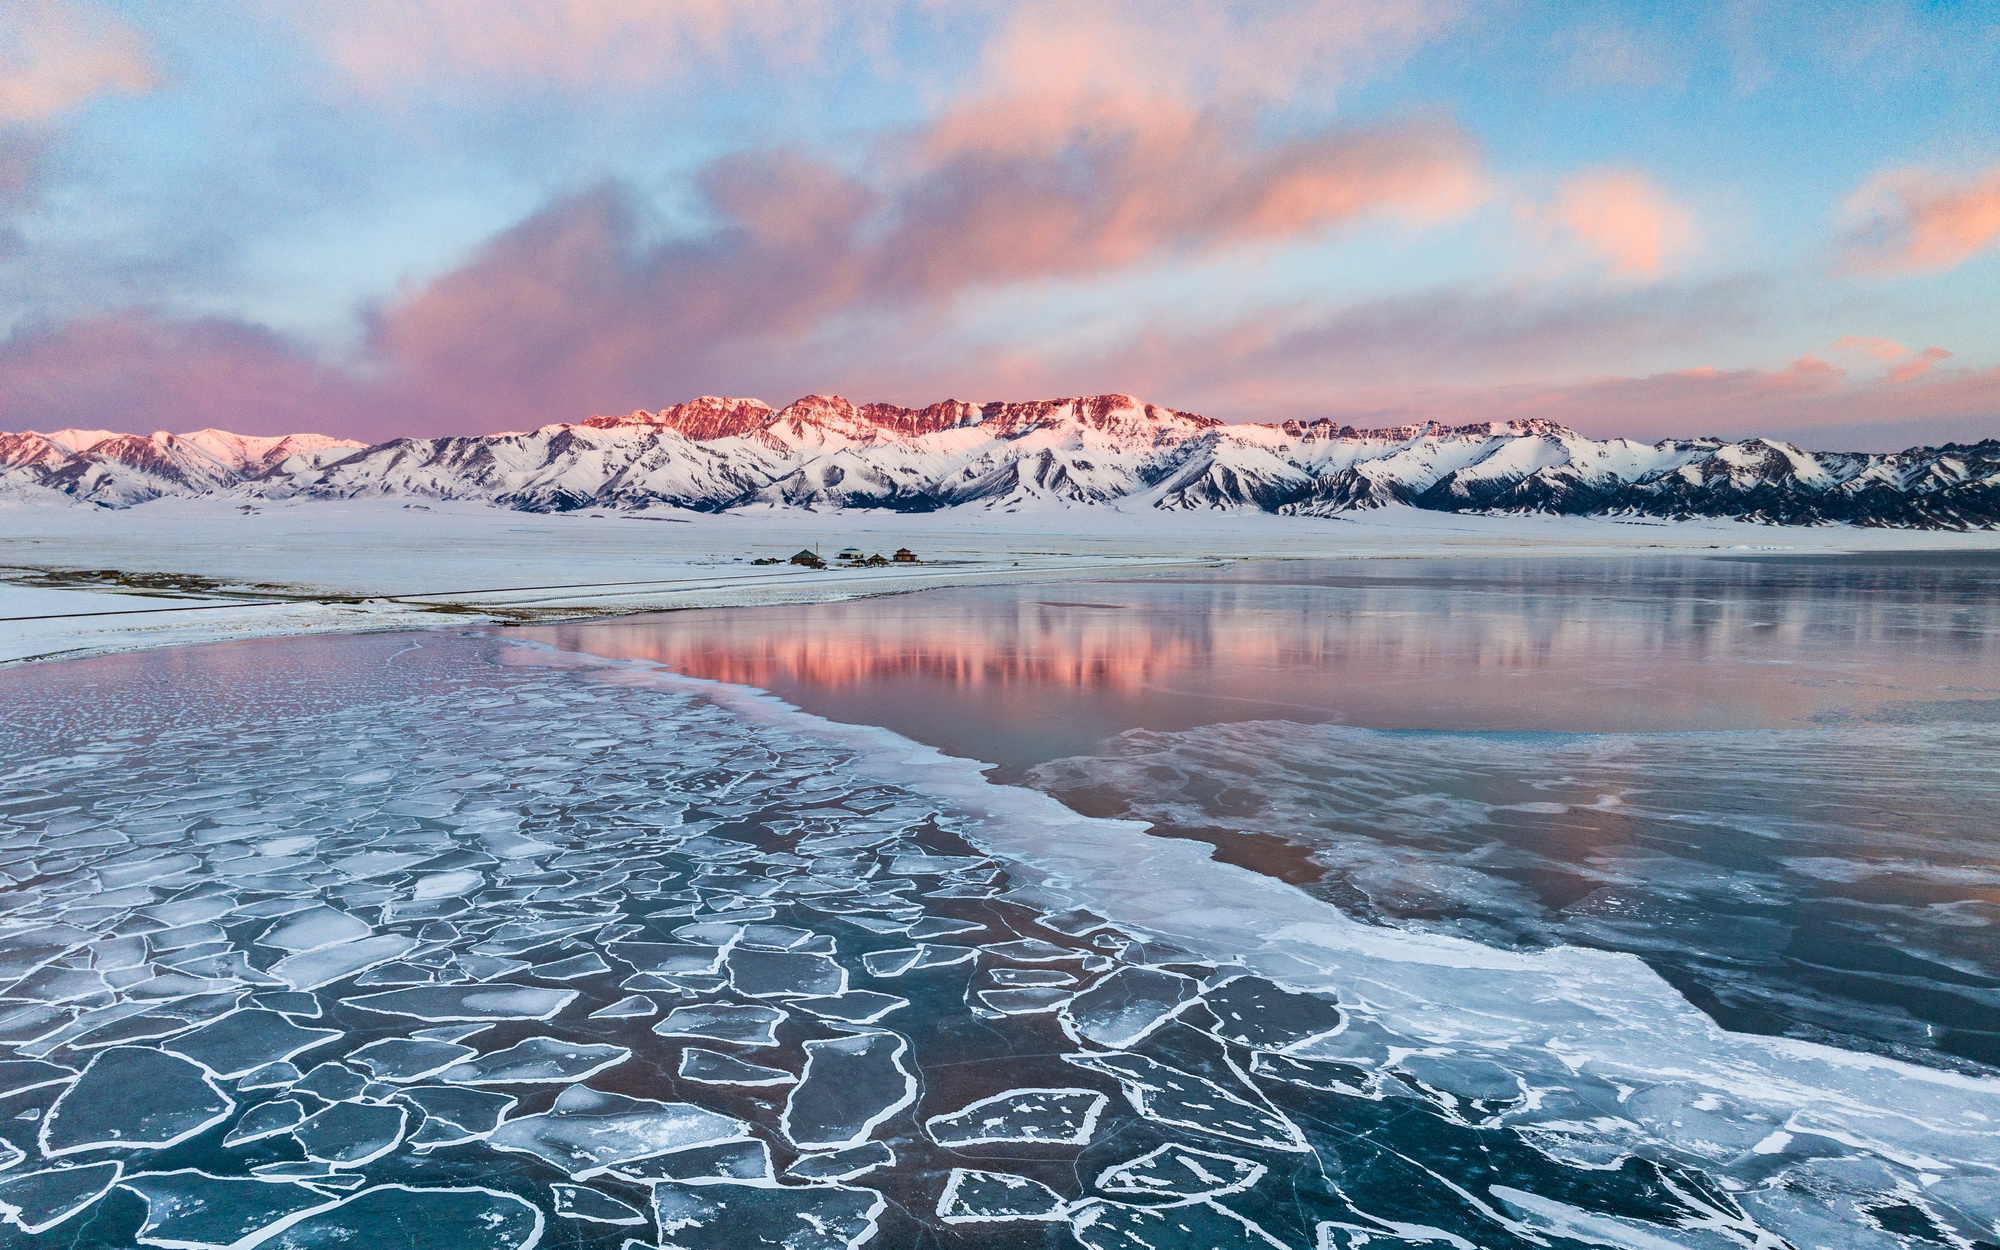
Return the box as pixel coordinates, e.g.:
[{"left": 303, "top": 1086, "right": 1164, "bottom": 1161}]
[
  {"left": 0, "top": 427, "right": 364, "bottom": 507},
  {"left": 3, "top": 394, "right": 1995, "bottom": 528}
]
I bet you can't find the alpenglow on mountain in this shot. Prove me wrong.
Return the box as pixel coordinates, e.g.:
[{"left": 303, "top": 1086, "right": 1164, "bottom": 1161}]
[{"left": 3, "top": 394, "right": 1996, "bottom": 527}]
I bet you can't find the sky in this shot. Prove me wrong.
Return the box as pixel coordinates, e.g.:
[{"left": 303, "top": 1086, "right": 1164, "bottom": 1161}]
[{"left": 0, "top": 1, "right": 1996, "bottom": 450}]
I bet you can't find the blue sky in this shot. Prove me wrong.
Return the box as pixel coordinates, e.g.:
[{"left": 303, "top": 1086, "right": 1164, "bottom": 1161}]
[{"left": 1, "top": 0, "right": 1995, "bottom": 448}]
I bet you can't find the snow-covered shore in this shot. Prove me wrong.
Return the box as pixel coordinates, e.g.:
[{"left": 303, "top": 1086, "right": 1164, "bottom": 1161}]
[{"left": 5, "top": 496, "right": 1999, "bottom": 665}]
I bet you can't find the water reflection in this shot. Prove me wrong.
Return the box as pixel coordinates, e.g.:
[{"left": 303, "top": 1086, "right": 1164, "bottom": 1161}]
[{"left": 513, "top": 554, "right": 2000, "bottom": 772}]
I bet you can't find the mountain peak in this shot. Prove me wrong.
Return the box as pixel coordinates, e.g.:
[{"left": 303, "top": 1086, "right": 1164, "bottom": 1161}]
[{"left": 581, "top": 396, "right": 776, "bottom": 440}]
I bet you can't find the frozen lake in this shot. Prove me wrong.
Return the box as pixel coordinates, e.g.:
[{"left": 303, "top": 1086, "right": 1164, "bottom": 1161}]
[
  {"left": 0, "top": 553, "right": 1994, "bottom": 1248},
  {"left": 527, "top": 553, "right": 2000, "bottom": 1071}
]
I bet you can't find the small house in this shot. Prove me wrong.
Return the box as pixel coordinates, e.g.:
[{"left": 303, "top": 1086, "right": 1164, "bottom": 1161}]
[
  {"left": 789, "top": 550, "right": 825, "bottom": 568},
  {"left": 893, "top": 548, "right": 918, "bottom": 563},
  {"left": 837, "top": 547, "right": 865, "bottom": 561}
]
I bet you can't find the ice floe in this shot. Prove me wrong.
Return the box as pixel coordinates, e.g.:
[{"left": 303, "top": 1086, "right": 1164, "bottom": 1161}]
[
  {"left": 1199, "top": 975, "right": 1345, "bottom": 1052},
  {"left": 40, "top": 1047, "right": 234, "bottom": 1156},
  {"left": 161, "top": 1009, "right": 342, "bottom": 1078},
  {"left": 246, "top": 1184, "right": 543, "bottom": 1249},
  {"left": 550, "top": 1182, "right": 647, "bottom": 1225},
  {"left": 121, "top": 1170, "right": 336, "bottom": 1249},
  {"left": 678, "top": 1047, "right": 795, "bottom": 1086},
  {"left": 936, "top": 1167, "right": 1069, "bottom": 1223},
  {"left": 652, "top": 1180, "right": 884, "bottom": 1250},
  {"left": 345, "top": 984, "right": 577, "bottom": 1021},
  {"left": 435, "top": 1036, "right": 628, "bottom": 1084},
  {"left": 926, "top": 1087, "right": 1109, "bottom": 1146},
  {"left": 789, "top": 990, "right": 906, "bottom": 1024},
  {"left": 1070, "top": 1197, "right": 1290, "bottom": 1249},
  {"left": 291, "top": 1101, "right": 405, "bottom": 1166},
  {"left": 782, "top": 1031, "right": 915, "bottom": 1150},
  {"left": 268, "top": 935, "right": 418, "bottom": 992},
  {"left": 1060, "top": 966, "right": 1200, "bottom": 1048},
  {"left": 484, "top": 1084, "right": 747, "bottom": 1179},
  {"left": 221, "top": 1097, "right": 308, "bottom": 1147},
  {"left": 345, "top": 1037, "right": 476, "bottom": 1081},
  {"left": 1066, "top": 1052, "right": 1310, "bottom": 1152},
  {"left": 588, "top": 993, "right": 660, "bottom": 1019},
  {"left": 653, "top": 1002, "right": 786, "bottom": 1047},
  {"left": 727, "top": 947, "right": 847, "bottom": 998},
  {"left": 785, "top": 1140, "right": 894, "bottom": 1182},
  {"left": 396, "top": 1085, "right": 515, "bottom": 1148},
  {"left": 257, "top": 906, "right": 372, "bottom": 953},
  {"left": 609, "top": 1136, "right": 773, "bottom": 1185},
  {"left": 1096, "top": 1143, "right": 1268, "bottom": 1199},
  {"left": 0, "top": 1160, "right": 122, "bottom": 1235}
]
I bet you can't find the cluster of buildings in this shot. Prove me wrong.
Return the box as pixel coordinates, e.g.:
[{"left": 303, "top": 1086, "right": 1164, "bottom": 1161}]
[{"left": 755, "top": 547, "right": 919, "bottom": 569}]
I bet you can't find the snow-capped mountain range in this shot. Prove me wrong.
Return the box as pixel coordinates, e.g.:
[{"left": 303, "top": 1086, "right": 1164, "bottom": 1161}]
[{"left": 3, "top": 394, "right": 1996, "bottom": 527}]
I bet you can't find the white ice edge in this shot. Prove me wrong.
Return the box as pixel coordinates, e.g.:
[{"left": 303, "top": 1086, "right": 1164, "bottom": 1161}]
[{"left": 495, "top": 639, "right": 2000, "bottom": 1173}]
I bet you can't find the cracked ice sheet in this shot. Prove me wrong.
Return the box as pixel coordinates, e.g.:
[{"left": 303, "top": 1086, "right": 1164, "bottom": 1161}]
[
  {"left": 649, "top": 644, "right": 2000, "bottom": 1209},
  {"left": 0, "top": 629, "right": 1995, "bottom": 1250}
]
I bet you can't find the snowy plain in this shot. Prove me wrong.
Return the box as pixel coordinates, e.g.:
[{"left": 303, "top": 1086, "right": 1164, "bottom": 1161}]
[{"left": 6, "top": 495, "right": 2000, "bottom": 665}]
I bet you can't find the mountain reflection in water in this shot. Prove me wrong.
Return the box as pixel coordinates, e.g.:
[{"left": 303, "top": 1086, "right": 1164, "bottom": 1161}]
[{"left": 516, "top": 554, "right": 2000, "bottom": 773}]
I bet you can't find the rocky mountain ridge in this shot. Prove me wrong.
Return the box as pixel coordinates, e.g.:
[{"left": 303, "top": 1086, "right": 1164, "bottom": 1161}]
[{"left": 3, "top": 393, "right": 1995, "bottom": 527}]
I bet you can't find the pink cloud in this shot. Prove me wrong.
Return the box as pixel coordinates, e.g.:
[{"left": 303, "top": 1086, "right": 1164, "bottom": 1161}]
[
  {"left": 913, "top": 0, "right": 1481, "bottom": 233},
  {"left": 1831, "top": 334, "right": 1908, "bottom": 362},
  {"left": 1886, "top": 345, "right": 1951, "bottom": 384},
  {"left": 1747, "top": 354, "right": 1843, "bottom": 394},
  {"left": 1826, "top": 336, "right": 1956, "bottom": 384},
  {"left": 884, "top": 281, "right": 1988, "bottom": 452},
  {"left": 1843, "top": 160, "right": 2000, "bottom": 274},
  {"left": 881, "top": 115, "right": 1482, "bottom": 297},
  {"left": 349, "top": 98, "right": 1481, "bottom": 432},
  {"left": 1543, "top": 169, "right": 1693, "bottom": 278},
  {"left": 1247, "top": 360, "right": 2000, "bottom": 451},
  {"left": 0, "top": 313, "right": 371, "bottom": 438},
  {"left": 0, "top": 0, "right": 154, "bottom": 122}
]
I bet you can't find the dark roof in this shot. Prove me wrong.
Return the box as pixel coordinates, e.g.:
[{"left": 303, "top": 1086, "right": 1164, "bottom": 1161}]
[{"left": 792, "top": 550, "right": 818, "bottom": 559}]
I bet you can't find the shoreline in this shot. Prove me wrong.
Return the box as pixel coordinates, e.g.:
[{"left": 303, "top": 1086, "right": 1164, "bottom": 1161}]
[{"left": 6, "top": 496, "right": 2000, "bottom": 665}]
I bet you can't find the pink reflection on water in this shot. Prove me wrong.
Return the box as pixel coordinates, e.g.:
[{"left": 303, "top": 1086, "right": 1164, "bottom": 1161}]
[{"left": 506, "top": 564, "right": 1999, "bottom": 770}]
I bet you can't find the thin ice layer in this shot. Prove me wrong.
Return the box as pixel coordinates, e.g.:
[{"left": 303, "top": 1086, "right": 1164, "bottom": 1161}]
[
  {"left": 41, "top": 1047, "right": 234, "bottom": 1156},
  {"left": 653, "top": 1002, "right": 786, "bottom": 1047},
  {"left": 161, "top": 1010, "right": 342, "bottom": 1078},
  {"left": 435, "top": 1037, "right": 629, "bottom": 1085},
  {"left": 120, "top": 1170, "right": 336, "bottom": 1248},
  {"left": 652, "top": 1181, "right": 884, "bottom": 1250},
  {"left": 926, "top": 1088, "right": 1109, "bottom": 1146},
  {"left": 345, "top": 984, "right": 577, "bottom": 1021},
  {"left": 1066, "top": 1052, "right": 1309, "bottom": 1152},
  {"left": 245, "top": 1184, "right": 543, "bottom": 1249},
  {"left": 937, "top": 1169, "right": 1068, "bottom": 1223},
  {"left": 0, "top": 1162, "right": 122, "bottom": 1235},
  {"left": 484, "top": 1085, "right": 748, "bottom": 1178},
  {"left": 783, "top": 1031, "right": 916, "bottom": 1150}
]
